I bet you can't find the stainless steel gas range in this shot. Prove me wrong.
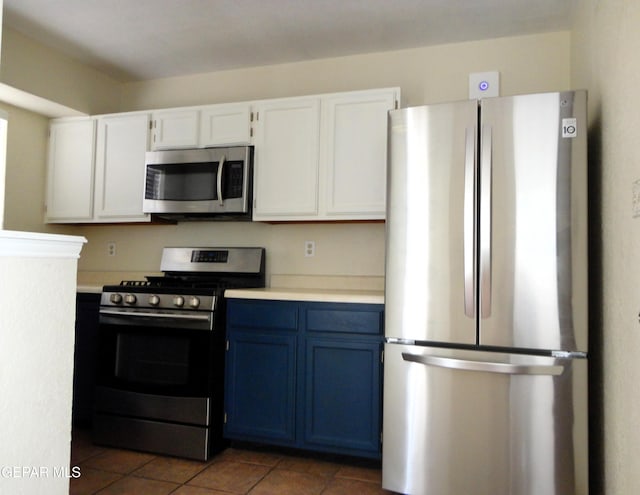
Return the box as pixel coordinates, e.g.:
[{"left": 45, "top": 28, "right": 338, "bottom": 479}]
[{"left": 93, "top": 247, "right": 265, "bottom": 461}]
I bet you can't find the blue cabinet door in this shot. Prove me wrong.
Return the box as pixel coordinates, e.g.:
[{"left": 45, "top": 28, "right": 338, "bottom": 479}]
[
  {"left": 304, "top": 337, "right": 382, "bottom": 458},
  {"left": 224, "top": 330, "right": 297, "bottom": 444}
]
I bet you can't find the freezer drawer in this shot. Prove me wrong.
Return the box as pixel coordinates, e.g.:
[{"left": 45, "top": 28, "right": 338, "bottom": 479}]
[{"left": 382, "top": 344, "right": 588, "bottom": 495}]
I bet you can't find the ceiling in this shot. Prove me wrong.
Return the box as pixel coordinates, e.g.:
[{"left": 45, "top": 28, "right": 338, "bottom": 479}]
[{"left": 3, "top": 0, "right": 573, "bottom": 83}]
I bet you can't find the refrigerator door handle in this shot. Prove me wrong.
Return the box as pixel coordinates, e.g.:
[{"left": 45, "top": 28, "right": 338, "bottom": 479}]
[
  {"left": 463, "top": 127, "right": 476, "bottom": 318},
  {"left": 479, "top": 125, "right": 492, "bottom": 318},
  {"left": 401, "top": 352, "right": 564, "bottom": 376}
]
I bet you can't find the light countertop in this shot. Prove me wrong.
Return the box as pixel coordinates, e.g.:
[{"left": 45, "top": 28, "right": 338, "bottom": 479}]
[
  {"left": 76, "top": 272, "right": 385, "bottom": 304},
  {"left": 76, "top": 285, "right": 103, "bottom": 294},
  {"left": 224, "top": 287, "right": 384, "bottom": 305}
]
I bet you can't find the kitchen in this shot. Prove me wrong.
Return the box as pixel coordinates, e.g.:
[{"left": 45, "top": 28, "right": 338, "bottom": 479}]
[{"left": 0, "top": 0, "right": 638, "bottom": 494}]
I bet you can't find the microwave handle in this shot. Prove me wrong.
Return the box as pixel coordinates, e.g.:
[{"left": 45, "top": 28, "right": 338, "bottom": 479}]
[{"left": 217, "top": 155, "right": 226, "bottom": 206}]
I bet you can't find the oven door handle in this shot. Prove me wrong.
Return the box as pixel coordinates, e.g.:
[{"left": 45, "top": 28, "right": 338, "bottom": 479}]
[{"left": 100, "top": 309, "right": 212, "bottom": 322}]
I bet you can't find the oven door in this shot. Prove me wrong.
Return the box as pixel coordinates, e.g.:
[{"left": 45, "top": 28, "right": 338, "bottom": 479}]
[
  {"left": 143, "top": 146, "right": 252, "bottom": 215},
  {"left": 96, "top": 310, "right": 217, "bottom": 398}
]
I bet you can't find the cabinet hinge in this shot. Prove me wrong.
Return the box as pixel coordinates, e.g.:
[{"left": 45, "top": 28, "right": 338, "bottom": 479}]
[
  {"left": 394, "top": 99, "right": 399, "bottom": 110},
  {"left": 381, "top": 349, "right": 384, "bottom": 364},
  {"left": 250, "top": 127, "right": 253, "bottom": 138},
  {"left": 225, "top": 340, "right": 230, "bottom": 351},
  {"left": 223, "top": 412, "right": 227, "bottom": 424},
  {"left": 149, "top": 120, "right": 153, "bottom": 130},
  {"left": 256, "top": 111, "right": 259, "bottom": 121},
  {"left": 250, "top": 112, "right": 254, "bottom": 122}
]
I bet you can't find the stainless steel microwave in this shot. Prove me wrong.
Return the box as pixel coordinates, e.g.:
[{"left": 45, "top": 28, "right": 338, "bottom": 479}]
[{"left": 143, "top": 146, "right": 253, "bottom": 220}]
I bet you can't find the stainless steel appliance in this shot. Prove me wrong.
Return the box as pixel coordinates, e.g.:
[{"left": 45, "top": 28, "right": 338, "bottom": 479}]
[
  {"left": 383, "top": 91, "right": 589, "bottom": 494},
  {"left": 93, "top": 247, "right": 265, "bottom": 461},
  {"left": 143, "top": 146, "right": 253, "bottom": 220}
]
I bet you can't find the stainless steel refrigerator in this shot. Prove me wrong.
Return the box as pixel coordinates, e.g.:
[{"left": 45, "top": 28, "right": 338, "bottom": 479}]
[{"left": 382, "top": 91, "right": 588, "bottom": 495}]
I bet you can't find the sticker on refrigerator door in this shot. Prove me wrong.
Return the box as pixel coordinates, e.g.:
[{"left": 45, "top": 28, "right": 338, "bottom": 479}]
[{"left": 562, "top": 118, "right": 577, "bottom": 138}]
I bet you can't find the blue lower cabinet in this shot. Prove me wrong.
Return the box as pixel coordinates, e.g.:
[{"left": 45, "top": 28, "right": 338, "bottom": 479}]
[
  {"left": 224, "top": 299, "right": 383, "bottom": 459},
  {"left": 224, "top": 331, "right": 296, "bottom": 444},
  {"left": 304, "top": 338, "right": 382, "bottom": 458}
]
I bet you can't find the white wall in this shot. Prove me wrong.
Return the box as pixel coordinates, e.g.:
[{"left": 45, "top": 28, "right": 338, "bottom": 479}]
[
  {"left": 571, "top": 0, "right": 640, "bottom": 493},
  {"left": 0, "top": 114, "right": 5, "bottom": 230},
  {"left": 0, "top": 102, "right": 67, "bottom": 233},
  {"left": 121, "top": 31, "right": 570, "bottom": 111},
  {"left": 0, "top": 27, "right": 121, "bottom": 115},
  {"left": 0, "top": 232, "right": 85, "bottom": 495},
  {"left": 0, "top": 0, "right": 4, "bottom": 228}
]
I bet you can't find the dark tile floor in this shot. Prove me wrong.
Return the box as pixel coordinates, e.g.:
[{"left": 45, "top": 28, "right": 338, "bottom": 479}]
[{"left": 70, "top": 428, "right": 393, "bottom": 495}]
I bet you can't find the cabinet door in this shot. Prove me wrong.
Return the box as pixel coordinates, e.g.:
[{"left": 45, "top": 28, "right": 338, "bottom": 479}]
[
  {"left": 252, "top": 98, "right": 321, "bottom": 220},
  {"left": 94, "top": 114, "right": 151, "bottom": 222},
  {"left": 323, "top": 89, "right": 398, "bottom": 218},
  {"left": 304, "top": 337, "right": 382, "bottom": 458},
  {"left": 224, "top": 331, "right": 297, "bottom": 444},
  {"left": 200, "top": 103, "right": 252, "bottom": 146},
  {"left": 151, "top": 109, "right": 199, "bottom": 149},
  {"left": 46, "top": 118, "right": 96, "bottom": 222}
]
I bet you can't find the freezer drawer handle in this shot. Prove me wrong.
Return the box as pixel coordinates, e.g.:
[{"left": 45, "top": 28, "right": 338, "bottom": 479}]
[{"left": 401, "top": 353, "right": 564, "bottom": 376}]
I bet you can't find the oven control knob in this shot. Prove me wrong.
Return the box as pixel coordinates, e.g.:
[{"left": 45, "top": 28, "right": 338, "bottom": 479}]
[
  {"left": 188, "top": 296, "right": 201, "bottom": 308},
  {"left": 110, "top": 293, "right": 123, "bottom": 304},
  {"left": 173, "top": 296, "right": 185, "bottom": 307},
  {"left": 124, "top": 293, "right": 137, "bottom": 305},
  {"left": 149, "top": 295, "right": 160, "bottom": 306}
]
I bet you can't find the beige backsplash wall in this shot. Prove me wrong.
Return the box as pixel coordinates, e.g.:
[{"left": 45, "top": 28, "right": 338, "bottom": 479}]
[{"left": 76, "top": 221, "right": 386, "bottom": 288}]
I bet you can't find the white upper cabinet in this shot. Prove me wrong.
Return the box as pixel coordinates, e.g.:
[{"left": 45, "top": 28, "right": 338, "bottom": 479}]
[
  {"left": 46, "top": 114, "right": 152, "bottom": 224},
  {"left": 322, "top": 89, "right": 398, "bottom": 219},
  {"left": 252, "top": 97, "right": 321, "bottom": 220},
  {"left": 151, "top": 103, "right": 252, "bottom": 150},
  {"left": 199, "top": 103, "right": 252, "bottom": 146},
  {"left": 94, "top": 113, "right": 151, "bottom": 222},
  {"left": 45, "top": 118, "right": 96, "bottom": 222},
  {"left": 44, "top": 88, "right": 397, "bottom": 224},
  {"left": 151, "top": 109, "right": 200, "bottom": 149},
  {"left": 252, "top": 88, "right": 399, "bottom": 221}
]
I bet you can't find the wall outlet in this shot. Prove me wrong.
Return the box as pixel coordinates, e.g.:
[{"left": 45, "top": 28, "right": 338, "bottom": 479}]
[
  {"left": 304, "top": 240, "right": 315, "bottom": 257},
  {"left": 107, "top": 241, "right": 116, "bottom": 257}
]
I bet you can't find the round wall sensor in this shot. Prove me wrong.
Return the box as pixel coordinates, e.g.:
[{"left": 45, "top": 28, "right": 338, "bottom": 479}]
[{"left": 479, "top": 81, "right": 490, "bottom": 91}]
